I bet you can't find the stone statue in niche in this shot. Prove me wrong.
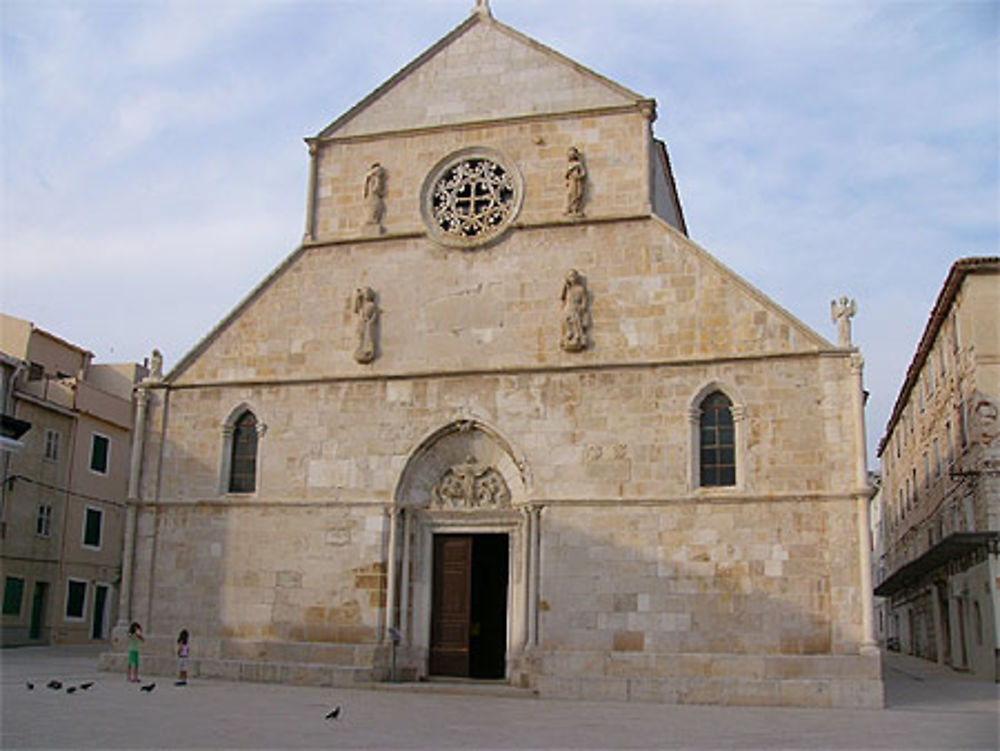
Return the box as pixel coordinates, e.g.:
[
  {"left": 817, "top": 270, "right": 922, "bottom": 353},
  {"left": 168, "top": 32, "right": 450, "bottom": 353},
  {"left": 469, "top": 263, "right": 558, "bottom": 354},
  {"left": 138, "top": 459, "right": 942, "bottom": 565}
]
[
  {"left": 353, "top": 287, "right": 379, "bottom": 364},
  {"left": 564, "top": 147, "right": 586, "bottom": 217},
  {"left": 363, "top": 162, "right": 387, "bottom": 232},
  {"left": 431, "top": 456, "right": 511, "bottom": 509},
  {"left": 560, "top": 269, "right": 590, "bottom": 352},
  {"left": 830, "top": 296, "right": 857, "bottom": 348}
]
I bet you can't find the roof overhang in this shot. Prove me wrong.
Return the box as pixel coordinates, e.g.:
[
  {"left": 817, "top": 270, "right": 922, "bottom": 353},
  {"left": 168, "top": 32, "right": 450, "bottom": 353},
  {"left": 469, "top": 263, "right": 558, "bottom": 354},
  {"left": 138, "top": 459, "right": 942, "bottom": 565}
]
[
  {"left": 874, "top": 532, "right": 1000, "bottom": 597},
  {"left": 0, "top": 413, "right": 31, "bottom": 453}
]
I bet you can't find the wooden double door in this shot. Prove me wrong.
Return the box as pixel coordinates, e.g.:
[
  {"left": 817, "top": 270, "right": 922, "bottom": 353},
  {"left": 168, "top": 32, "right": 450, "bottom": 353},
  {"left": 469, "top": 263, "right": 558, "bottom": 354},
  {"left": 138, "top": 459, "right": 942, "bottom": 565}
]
[{"left": 429, "top": 534, "right": 509, "bottom": 679}]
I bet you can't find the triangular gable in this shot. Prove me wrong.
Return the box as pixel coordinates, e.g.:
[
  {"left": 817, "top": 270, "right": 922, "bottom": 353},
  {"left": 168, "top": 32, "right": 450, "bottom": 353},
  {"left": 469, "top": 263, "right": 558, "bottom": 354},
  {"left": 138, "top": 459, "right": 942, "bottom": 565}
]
[
  {"left": 319, "top": 11, "right": 645, "bottom": 140},
  {"left": 650, "top": 215, "right": 834, "bottom": 351}
]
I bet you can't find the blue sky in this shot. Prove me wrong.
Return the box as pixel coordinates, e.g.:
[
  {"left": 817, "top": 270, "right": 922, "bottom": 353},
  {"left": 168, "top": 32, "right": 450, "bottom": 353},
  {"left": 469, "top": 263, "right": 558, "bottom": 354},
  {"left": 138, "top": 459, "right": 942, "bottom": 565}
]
[{"left": 1, "top": 0, "right": 997, "bottom": 460}]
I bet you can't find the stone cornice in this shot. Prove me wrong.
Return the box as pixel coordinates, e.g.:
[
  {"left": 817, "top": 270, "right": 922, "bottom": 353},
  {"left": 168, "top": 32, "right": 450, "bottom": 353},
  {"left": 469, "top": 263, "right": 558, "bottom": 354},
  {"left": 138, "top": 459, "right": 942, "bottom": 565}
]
[
  {"left": 299, "top": 212, "right": 651, "bottom": 250},
  {"left": 157, "top": 348, "right": 852, "bottom": 393},
  {"left": 310, "top": 102, "right": 654, "bottom": 147},
  {"left": 133, "top": 491, "right": 856, "bottom": 510}
]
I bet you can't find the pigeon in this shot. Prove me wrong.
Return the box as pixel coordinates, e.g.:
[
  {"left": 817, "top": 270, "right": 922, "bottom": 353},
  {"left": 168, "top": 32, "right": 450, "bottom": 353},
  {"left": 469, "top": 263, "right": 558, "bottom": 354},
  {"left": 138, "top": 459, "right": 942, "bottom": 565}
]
[
  {"left": 140, "top": 682, "right": 156, "bottom": 693},
  {"left": 325, "top": 706, "right": 341, "bottom": 720},
  {"left": 79, "top": 682, "right": 94, "bottom": 690},
  {"left": 26, "top": 682, "right": 34, "bottom": 690},
  {"left": 66, "top": 686, "right": 77, "bottom": 694},
  {"left": 46, "top": 680, "right": 62, "bottom": 690}
]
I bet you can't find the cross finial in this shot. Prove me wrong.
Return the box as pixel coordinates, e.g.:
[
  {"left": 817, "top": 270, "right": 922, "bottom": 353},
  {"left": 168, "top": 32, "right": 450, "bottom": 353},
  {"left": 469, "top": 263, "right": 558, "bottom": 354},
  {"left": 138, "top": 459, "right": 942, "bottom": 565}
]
[{"left": 473, "top": 0, "right": 492, "bottom": 18}]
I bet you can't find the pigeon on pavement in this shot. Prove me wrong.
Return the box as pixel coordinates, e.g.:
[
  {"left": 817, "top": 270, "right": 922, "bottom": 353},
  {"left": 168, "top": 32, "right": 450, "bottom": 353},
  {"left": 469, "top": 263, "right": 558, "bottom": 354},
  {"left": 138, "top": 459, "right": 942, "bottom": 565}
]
[
  {"left": 80, "top": 682, "right": 94, "bottom": 690},
  {"left": 325, "top": 706, "right": 341, "bottom": 720},
  {"left": 26, "top": 682, "right": 34, "bottom": 690},
  {"left": 66, "top": 686, "right": 77, "bottom": 694},
  {"left": 46, "top": 680, "right": 62, "bottom": 690}
]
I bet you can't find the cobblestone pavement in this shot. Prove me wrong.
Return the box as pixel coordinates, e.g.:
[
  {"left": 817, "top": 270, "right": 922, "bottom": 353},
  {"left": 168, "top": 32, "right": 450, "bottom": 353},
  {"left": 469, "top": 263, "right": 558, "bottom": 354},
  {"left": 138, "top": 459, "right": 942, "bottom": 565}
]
[{"left": 1, "top": 646, "right": 997, "bottom": 750}]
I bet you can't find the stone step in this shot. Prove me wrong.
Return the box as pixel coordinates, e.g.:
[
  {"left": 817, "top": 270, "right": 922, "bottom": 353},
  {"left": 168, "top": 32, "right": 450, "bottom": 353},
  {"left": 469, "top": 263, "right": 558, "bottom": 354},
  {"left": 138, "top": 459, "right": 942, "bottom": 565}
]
[{"left": 98, "top": 652, "right": 379, "bottom": 688}]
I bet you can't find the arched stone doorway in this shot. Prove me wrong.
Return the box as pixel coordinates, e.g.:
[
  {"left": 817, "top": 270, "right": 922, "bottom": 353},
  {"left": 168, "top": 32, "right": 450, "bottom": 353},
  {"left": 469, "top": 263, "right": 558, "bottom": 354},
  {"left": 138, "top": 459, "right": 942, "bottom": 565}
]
[{"left": 387, "top": 420, "right": 537, "bottom": 682}]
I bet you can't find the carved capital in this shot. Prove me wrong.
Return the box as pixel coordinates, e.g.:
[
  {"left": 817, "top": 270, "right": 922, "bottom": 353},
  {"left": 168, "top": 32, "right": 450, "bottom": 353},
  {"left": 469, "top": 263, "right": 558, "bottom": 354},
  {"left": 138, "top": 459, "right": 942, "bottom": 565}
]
[
  {"left": 850, "top": 353, "right": 865, "bottom": 375},
  {"left": 730, "top": 405, "right": 747, "bottom": 423}
]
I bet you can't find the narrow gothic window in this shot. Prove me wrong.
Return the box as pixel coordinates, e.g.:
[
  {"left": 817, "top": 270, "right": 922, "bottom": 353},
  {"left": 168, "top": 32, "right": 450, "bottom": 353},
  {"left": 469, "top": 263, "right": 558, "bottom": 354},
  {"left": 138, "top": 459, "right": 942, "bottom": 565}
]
[
  {"left": 699, "top": 391, "right": 735, "bottom": 487},
  {"left": 228, "top": 411, "right": 258, "bottom": 493}
]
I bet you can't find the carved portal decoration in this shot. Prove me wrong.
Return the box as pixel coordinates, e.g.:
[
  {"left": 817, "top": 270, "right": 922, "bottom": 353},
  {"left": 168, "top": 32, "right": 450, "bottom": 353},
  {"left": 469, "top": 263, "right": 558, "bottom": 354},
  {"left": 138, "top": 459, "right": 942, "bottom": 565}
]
[
  {"left": 353, "top": 287, "right": 379, "bottom": 364},
  {"left": 420, "top": 148, "right": 524, "bottom": 248},
  {"left": 363, "top": 162, "right": 387, "bottom": 233},
  {"left": 560, "top": 268, "right": 590, "bottom": 352},
  {"left": 830, "top": 295, "right": 857, "bottom": 348},
  {"left": 565, "top": 146, "right": 586, "bottom": 217},
  {"left": 430, "top": 456, "right": 511, "bottom": 510}
]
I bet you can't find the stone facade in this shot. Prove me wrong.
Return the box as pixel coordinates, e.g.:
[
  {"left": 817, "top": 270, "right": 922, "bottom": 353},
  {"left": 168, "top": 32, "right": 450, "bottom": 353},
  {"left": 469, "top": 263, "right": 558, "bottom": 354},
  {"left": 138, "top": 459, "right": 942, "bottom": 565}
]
[
  {"left": 875, "top": 258, "right": 1000, "bottom": 681},
  {"left": 104, "top": 7, "right": 881, "bottom": 707}
]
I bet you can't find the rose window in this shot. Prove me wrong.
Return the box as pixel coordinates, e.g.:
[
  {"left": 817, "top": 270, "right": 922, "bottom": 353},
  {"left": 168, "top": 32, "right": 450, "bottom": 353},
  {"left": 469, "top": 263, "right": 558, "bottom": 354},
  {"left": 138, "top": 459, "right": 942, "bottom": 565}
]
[{"left": 421, "top": 148, "right": 523, "bottom": 248}]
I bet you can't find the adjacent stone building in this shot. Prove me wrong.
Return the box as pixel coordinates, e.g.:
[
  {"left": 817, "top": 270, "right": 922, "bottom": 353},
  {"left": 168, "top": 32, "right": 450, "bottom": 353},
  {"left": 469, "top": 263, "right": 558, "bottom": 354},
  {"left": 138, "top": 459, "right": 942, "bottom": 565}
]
[
  {"left": 0, "top": 314, "right": 146, "bottom": 645},
  {"left": 875, "top": 257, "right": 999, "bottom": 681},
  {"left": 105, "top": 4, "right": 882, "bottom": 707}
]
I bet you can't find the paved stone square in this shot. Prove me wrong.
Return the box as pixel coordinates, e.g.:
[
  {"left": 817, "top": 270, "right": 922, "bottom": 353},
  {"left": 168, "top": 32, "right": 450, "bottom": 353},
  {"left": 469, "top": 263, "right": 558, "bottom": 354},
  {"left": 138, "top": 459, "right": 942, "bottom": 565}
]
[{"left": 1, "top": 646, "right": 996, "bottom": 749}]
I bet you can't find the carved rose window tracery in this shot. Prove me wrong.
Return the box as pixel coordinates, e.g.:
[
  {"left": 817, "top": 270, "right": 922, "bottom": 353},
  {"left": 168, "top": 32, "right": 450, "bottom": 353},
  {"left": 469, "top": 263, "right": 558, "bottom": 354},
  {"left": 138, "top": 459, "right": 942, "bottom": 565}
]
[
  {"left": 431, "top": 158, "right": 514, "bottom": 238},
  {"left": 421, "top": 148, "right": 523, "bottom": 248}
]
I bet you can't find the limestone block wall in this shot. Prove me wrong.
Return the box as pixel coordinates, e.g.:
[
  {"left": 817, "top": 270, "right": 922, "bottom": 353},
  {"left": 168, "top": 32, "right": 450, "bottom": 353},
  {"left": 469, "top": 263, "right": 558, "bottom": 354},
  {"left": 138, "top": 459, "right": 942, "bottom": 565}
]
[
  {"left": 539, "top": 502, "right": 862, "bottom": 657},
  {"left": 174, "top": 219, "right": 827, "bottom": 387},
  {"left": 134, "top": 503, "right": 386, "bottom": 650},
  {"left": 313, "top": 110, "right": 649, "bottom": 242},
  {"left": 148, "top": 354, "right": 857, "bottom": 508}
]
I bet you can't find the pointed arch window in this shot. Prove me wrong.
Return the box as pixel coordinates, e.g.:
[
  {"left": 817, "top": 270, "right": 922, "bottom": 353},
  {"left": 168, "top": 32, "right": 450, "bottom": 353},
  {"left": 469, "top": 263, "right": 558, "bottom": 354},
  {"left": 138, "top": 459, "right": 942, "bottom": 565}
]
[
  {"left": 699, "top": 391, "right": 736, "bottom": 487},
  {"left": 228, "top": 411, "right": 258, "bottom": 493}
]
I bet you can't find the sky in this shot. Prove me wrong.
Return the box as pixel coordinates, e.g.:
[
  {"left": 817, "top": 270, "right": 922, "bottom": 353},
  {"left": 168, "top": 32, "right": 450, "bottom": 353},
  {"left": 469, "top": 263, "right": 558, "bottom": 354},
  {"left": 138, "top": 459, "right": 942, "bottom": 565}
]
[{"left": 1, "top": 0, "right": 997, "bottom": 461}]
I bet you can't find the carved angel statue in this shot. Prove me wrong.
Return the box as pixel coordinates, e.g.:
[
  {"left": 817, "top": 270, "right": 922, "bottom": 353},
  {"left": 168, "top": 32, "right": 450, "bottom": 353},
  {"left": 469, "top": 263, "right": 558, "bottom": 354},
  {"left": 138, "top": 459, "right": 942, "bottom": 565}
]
[
  {"left": 830, "top": 296, "right": 857, "bottom": 348},
  {"left": 148, "top": 349, "right": 163, "bottom": 381},
  {"left": 363, "top": 162, "right": 387, "bottom": 230},
  {"left": 565, "top": 147, "right": 586, "bottom": 217},
  {"left": 560, "top": 269, "right": 590, "bottom": 352},
  {"left": 353, "top": 287, "right": 379, "bottom": 364}
]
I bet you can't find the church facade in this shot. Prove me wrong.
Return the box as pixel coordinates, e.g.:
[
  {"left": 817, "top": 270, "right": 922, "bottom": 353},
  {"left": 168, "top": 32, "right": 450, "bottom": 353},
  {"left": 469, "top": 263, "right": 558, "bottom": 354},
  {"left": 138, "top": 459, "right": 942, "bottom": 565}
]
[{"left": 106, "top": 5, "right": 882, "bottom": 708}]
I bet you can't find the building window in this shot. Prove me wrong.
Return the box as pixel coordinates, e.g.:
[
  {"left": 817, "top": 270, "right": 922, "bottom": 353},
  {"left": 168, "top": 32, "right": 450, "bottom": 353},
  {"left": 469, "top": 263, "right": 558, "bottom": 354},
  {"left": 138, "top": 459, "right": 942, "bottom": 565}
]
[
  {"left": 933, "top": 439, "right": 941, "bottom": 478},
  {"left": 89, "top": 433, "right": 110, "bottom": 475},
  {"left": 36, "top": 504, "right": 52, "bottom": 537},
  {"left": 27, "top": 362, "right": 44, "bottom": 381},
  {"left": 3, "top": 576, "right": 25, "bottom": 616},
  {"left": 924, "top": 453, "right": 930, "bottom": 488},
  {"left": 927, "top": 360, "right": 935, "bottom": 395},
  {"left": 82, "top": 506, "right": 103, "bottom": 550},
  {"left": 43, "top": 429, "right": 60, "bottom": 462},
  {"left": 699, "top": 391, "right": 736, "bottom": 487},
  {"left": 946, "top": 421, "right": 953, "bottom": 464},
  {"left": 65, "top": 579, "right": 87, "bottom": 621},
  {"left": 228, "top": 411, "right": 258, "bottom": 494},
  {"left": 959, "top": 400, "right": 968, "bottom": 447}
]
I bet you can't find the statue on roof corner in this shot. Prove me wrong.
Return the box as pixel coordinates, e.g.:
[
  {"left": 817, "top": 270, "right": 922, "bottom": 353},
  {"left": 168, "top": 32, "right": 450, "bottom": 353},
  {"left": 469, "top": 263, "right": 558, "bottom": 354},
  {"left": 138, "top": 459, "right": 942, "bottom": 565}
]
[
  {"left": 830, "top": 295, "right": 857, "bottom": 348},
  {"left": 363, "top": 162, "right": 387, "bottom": 233},
  {"left": 473, "top": 0, "right": 492, "bottom": 18},
  {"left": 565, "top": 147, "right": 587, "bottom": 218}
]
